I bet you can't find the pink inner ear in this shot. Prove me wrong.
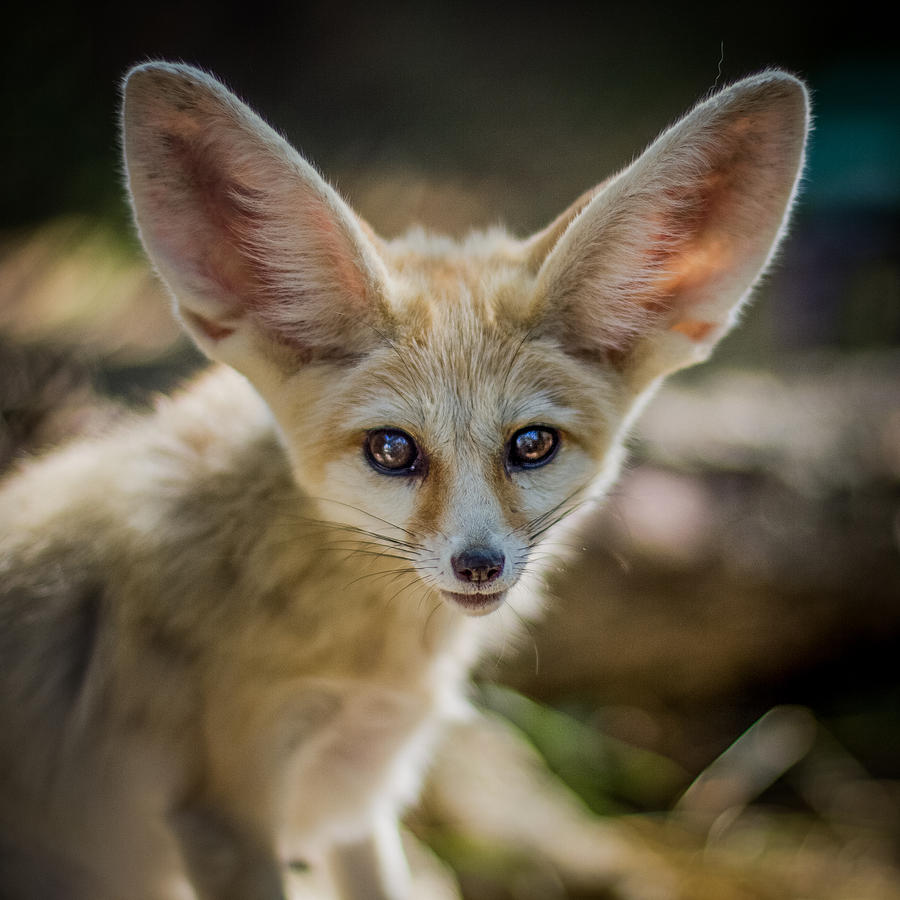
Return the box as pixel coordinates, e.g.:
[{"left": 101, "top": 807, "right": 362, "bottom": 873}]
[
  {"left": 655, "top": 235, "right": 735, "bottom": 298},
  {"left": 142, "top": 132, "right": 372, "bottom": 345},
  {"left": 536, "top": 74, "right": 807, "bottom": 371},
  {"left": 182, "top": 310, "right": 236, "bottom": 342},
  {"left": 670, "top": 319, "right": 715, "bottom": 342},
  {"left": 139, "top": 129, "right": 266, "bottom": 316},
  {"left": 629, "top": 166, "right": 743, "bottom": 343},
  {"left": 269, "top": 197, "right": 371, "bottom": 311},
  {"left": 127, "top": 67, "right": 389, "bottom": 362}
]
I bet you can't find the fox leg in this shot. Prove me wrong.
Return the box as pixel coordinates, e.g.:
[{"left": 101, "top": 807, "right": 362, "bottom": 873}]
[
  {"left": 324, "top": 817, "right": 411, "bottom": 900},
  {"left": 170, "top": 806, "right": 285, "bottom": 900}
]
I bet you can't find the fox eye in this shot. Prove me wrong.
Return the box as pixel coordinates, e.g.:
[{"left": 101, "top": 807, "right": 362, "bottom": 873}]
[
  {"left": 507, "top": 426, "right": 559, "bottom": 470},
  {"left": 365, "top": 429, "right": 421, "bottom": 475}
]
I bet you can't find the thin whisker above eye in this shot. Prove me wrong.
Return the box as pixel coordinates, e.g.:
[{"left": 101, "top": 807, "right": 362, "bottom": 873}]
[
  {"left": 500, "top": 326, "right": 538, "bottom": 398},
  {"left": 368, "top": 324, "right": 421, "bottom": 389},
  {"left": 356, "top": 321, "right": 432, "bottom": 428},
  {"left": 370, "top": 374, "right": 419, "bottom": 421}
]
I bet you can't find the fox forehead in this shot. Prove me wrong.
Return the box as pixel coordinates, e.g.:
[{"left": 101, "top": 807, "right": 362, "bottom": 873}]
[
  {"left": 382, "top": 227, "right": 539, "bottom": 322},
  {"left": 314, "top": 230, "right": 614, "bottom": 443},
  {"left": 330, "top": 292, "right": 613, "bottom": 433}
]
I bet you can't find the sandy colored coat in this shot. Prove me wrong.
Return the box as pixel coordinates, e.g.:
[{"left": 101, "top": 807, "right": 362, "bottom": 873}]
[{"left": 0, "top": 63, "right": 808, "bottom": 900}]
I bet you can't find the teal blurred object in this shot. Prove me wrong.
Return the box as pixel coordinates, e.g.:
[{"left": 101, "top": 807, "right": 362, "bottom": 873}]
[{"left": 804, "top": 60, "right": 900, "bottom": 211}]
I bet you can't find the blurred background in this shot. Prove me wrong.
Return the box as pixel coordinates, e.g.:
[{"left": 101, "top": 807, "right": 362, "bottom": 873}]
[{"left": 1, "top": 2, "right": 898, "bottom": 897}]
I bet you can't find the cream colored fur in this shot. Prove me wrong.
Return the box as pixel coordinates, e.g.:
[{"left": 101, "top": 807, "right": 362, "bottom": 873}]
[{"left": 0, "top": 63, "right": 808, "bottom": 900}]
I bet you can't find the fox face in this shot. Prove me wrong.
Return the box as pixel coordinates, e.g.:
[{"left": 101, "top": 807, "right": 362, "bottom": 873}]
[
  {"left": 278, "top": 265, "right": 619, "bottom": 615},
  {"left": 122, "top": 63, "right": 809, "bottom": 619}
]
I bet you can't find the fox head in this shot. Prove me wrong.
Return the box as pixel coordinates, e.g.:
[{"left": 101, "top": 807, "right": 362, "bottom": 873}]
[{"left": 122, "top": 63, "right": 808, "bottom": 617}]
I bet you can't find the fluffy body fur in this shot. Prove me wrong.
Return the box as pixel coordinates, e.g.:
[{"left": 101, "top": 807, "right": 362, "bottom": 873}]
[{"left": 0, "top": 64, "right": 808, "bottom": 899}]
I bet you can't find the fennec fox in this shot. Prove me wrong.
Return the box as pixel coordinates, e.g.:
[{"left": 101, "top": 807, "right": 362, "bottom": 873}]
[{"left": 0, "top": 63, "right": 808, "bottom": 899}]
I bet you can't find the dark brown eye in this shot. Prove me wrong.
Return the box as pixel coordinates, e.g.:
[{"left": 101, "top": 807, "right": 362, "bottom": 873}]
[
  {"left": 365, "top": 429, "right": 420, "bottom": 475},
  {"left": 507, "top": 426, "right": 559, "bottom": 469}
]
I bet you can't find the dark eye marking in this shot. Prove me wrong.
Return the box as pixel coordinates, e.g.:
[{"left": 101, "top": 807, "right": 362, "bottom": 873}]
[
  {"left": 364, "top": 429, "right": 422, "bottom": 476},
  {"left": 507, "top": 426, "right": 560, "bottom": 470}
]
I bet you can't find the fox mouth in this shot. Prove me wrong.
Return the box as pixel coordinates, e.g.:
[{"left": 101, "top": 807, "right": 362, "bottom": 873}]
[{"left": 440, "top": 590, "right": 507, "bottom": 616}]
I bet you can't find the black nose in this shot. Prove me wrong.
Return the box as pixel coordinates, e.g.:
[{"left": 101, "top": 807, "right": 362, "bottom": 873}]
[{"left": 451, "top": 547, "right": 505, "bottom": 584}]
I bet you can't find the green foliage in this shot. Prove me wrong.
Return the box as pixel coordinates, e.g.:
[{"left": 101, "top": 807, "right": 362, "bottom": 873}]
[{"left": 479, "top": 684, "right": 688, "bottom": 815}]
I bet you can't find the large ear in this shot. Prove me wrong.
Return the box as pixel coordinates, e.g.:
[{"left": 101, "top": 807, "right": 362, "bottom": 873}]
[
  {"left": 530, "top": 72, "right": 809, "bottom": 390},
  {"left": 121, "top": 62, "right": 390, "bottom": 374}
]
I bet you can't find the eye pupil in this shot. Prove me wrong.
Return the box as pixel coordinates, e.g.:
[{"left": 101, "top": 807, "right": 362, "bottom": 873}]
[
  {"left": 366, "top": 429, "right": 418, "bottom": 473},
  {"left": 509, "top": 426, "right": 558, "bottom": 469}
]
